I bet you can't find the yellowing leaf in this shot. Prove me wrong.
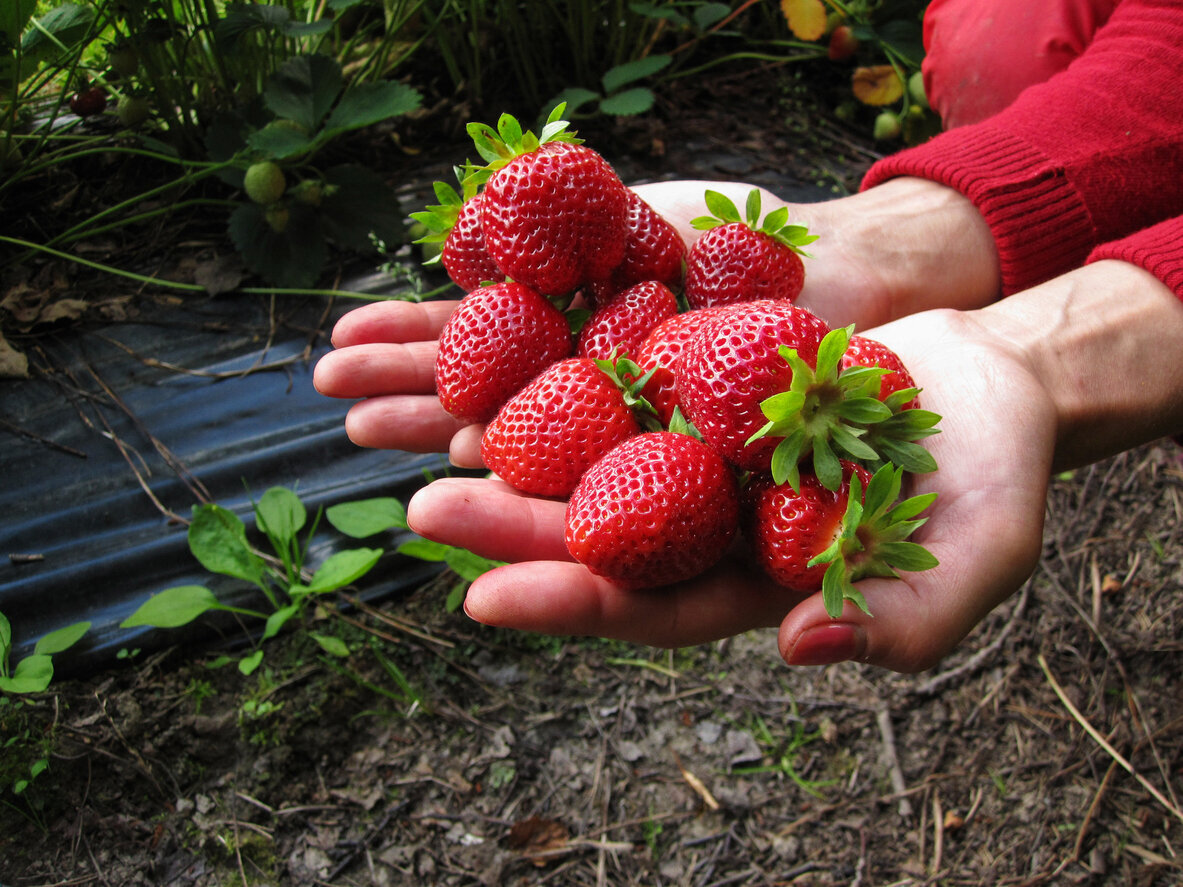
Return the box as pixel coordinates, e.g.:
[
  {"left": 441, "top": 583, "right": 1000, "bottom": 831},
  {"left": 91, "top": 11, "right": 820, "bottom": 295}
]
[
  {"left": 780, "top": 0, "right": 827, "bottom": 41},
  {"left": 852, "top": 65, "right": 905, "bottom": 106}
]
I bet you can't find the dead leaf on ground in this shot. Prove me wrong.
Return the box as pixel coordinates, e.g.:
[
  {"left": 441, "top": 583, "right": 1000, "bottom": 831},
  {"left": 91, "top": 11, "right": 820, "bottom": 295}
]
[
  {"left": 0, "top": 330, "right": 29, "bottom": 378},
  {"left": 853, "top": 65, "right": 905, "bottom": 106},
  {"left": 507, "top": 816, "right": 570, "bottom": 864}
]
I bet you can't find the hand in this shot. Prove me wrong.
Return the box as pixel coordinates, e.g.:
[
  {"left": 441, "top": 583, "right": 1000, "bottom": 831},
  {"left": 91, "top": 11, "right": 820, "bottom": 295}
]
[
  {"left": 315, "top": 177, "right": 1002, "bottom": 463},
  {"left": 409, "top": 260, "right": 1183, "bottom": 672}
]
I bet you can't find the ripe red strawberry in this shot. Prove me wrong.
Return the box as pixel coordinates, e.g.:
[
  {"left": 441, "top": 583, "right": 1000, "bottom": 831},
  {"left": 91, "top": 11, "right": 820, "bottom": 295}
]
[
  {"left": 675, "top": 299, "right": 830, "bottom": 472},
  {"left": 481, "top": 357, "right": 653, "bottom": 497},
  {"left": 840, "top": 334, "right": 919, "bottom": 409},
  {"left": 633, "top": 305, "right": 738, "bottom": 426},
  {"left": 69, "top": 86, "right": 108, "bottom": 118},
  {"left": 435, "top": 281, "right": 573, "bottom": 423},
  {"left": 827, "top": 24, "right": 860, "bottom": 61},
  {"left": 410, "top": 174, "right": 503, "bottom": 292},
  {"left": 748, "top": 326, "right": 940, "bottom": 491},
  {"left": 743, "top": 463, "right": 938, "bottom": 617},
  {"left": 684, "top": 189, "right": 816, "bottom": 309},
  {"left": 576, "top": 280, "right": 678, "bottom": 362},
  {"left": 587, "top": 189, "right": 686, "bottom": 305},
  {"left": 470, "top": 107, "right": 629, "bottom": 296},
  {"left": 566, "top": 432, "right": 740, "bottom": 587}
]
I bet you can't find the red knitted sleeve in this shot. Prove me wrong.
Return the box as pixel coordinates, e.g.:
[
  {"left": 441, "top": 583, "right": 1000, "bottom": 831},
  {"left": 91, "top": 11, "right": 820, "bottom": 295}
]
[
  {"left": 861, "top": 0, "right": 1183, "bottom": 296},
  {"left": 1086, "top": 216, "right": 1183, "bottom": 301}
]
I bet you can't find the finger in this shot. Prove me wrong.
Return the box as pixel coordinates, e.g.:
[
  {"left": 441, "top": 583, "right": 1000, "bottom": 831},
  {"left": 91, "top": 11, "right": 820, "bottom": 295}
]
[
  {"left": 407, "top": 477, "right": 573, "bottom": 562},
  {"left": 330, "top": 299, "right": 459, "bottom": 347},
  {"left": 313, "top": 341, "right": 439, "bottom": 399},
  {"left": 448, "top": 423, "right": 484, "bottom": 469},
  {"left": 343, "top": 395, "right": 465, "bottom": 453},
  {"left": 464, "top": 555, "right": 806, "bottom": 649}
]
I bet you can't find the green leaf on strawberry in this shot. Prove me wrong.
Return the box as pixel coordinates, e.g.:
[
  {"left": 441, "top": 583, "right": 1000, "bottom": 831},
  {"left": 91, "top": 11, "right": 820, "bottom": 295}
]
[
  {"left": 751, "top": 326, "right": 940, "bottom": 492},
  {"left": 809, "top": 465, "right": 939, "bottom": 618},
  {"left": 689, "top": 189, "right": 818, "bottom": 256},
  {"left": 464, "top": 103, "right": 581, "bottom": 187}
]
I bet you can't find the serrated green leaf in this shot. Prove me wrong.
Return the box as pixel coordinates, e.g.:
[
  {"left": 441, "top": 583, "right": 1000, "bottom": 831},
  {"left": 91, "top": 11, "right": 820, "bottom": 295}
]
[
  {"left": 263, "top": 54, "right": 343, "bottom": 132},
  {"left": 189, "top": 504, "right": 266, "bottom": 584},
  {"left": 599, "top": 87, "right": 656, "bottom": 117},
  {"left": 547, "top": 87, "right": 601, "bottom": 118},
  {"left": 305, "top": 548, "right": 382, "bottom": 593},
  {"left": 33, "top": 621, "right": 89, "bottom": 656},
  {"left": 325, "top": 80, "right": 421, "bottom": 134},
  {"left": 246, "top": 122, "right": 316, "bottom": 160},
  {"left": 692, "top": 2, "right": 731, "bottom": 28},
  {"left": 121, "top": 586, "right": 221, "bottom": 629},
  {"left": 228, "top": 202, "right": 327, "bottom": 289},
  {"left": 602, "top": 55, "right": 671, "bottom": 94},
  {"left": 326, "top": 497, "right": 407, "bottom": 537}
]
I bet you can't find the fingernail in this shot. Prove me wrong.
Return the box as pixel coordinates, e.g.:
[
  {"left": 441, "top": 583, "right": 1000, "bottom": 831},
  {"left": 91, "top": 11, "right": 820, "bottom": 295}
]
[{"left": 785, "top": 623, "right": 862, "bottom": 666}]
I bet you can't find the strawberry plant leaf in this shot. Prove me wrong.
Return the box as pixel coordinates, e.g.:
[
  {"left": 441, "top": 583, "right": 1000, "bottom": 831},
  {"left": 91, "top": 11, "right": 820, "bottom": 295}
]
[
  {"left": 247, "top": 121, "right": 317, "bottom": 160},
  {"left": 263, "top": 54, "right": 343, "bottom": 132},
  {"left": 318, "top": 164, "right": 403, "bottom": 251},
  {"left": 599, "top": 87, "right": 656, "bottom": 117},
  {"left": 547, "top": 87, "right": 601, "bottom": 118},
  {"left": 602, "top": 55, "right": 672, "bottom": 94},
  {"left": 324, "top": 80, "right": 421, "bottom": 135}
]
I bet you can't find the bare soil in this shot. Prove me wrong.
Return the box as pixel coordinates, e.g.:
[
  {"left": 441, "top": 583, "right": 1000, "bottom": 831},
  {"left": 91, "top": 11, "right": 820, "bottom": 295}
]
[{"left": 2, "top": 71, "right": 1182, "bottom": 886}]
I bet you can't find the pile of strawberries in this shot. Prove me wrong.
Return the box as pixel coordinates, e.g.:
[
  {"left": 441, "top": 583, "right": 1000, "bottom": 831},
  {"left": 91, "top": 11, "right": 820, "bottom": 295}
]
[{"left": 413, "top": 106, "right": 940, "bottom": 618}]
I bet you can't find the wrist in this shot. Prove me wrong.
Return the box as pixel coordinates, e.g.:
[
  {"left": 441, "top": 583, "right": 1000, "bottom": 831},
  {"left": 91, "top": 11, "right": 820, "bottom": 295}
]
[
  {"left": 980, "top": 261, "right": 1183, "bottom": 469},
  {"left": 806, "top": 177, "right": 1002, "bottom": 326}
]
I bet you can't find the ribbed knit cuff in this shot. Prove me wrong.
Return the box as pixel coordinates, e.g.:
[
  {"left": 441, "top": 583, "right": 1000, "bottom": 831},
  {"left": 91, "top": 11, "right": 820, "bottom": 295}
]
[
  {"left": 1086, "top": 216, "right": 1183, "bottom": 302},
  {"left": 862, "top": 128, "right": 1098, "bottom": 296}
]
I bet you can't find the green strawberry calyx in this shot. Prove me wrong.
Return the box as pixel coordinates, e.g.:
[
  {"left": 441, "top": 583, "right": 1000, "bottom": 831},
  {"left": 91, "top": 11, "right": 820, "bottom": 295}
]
[
  {"left": 809, "top": 464, "right": 939, "bottom": 618},
  {"left": 594, "top": 354, "right": 664, "bottom": 433},
  {"left": 689, "top": 188, "right": 818, "bottom": 256},
  {"left": 750, "top": 325, "right": 941, "bottom": 493},
  {"left": 464, "top": 103, "right": 581, "bottom": 188},
  {"left": 408, "top": 161, "right": 484, "bottom": 264}
]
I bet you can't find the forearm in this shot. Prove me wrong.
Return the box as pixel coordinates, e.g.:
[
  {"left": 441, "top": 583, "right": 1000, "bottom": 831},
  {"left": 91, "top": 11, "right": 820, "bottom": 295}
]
[{"left": 978, "top": 260, "right": 1183, "bottom": 470}]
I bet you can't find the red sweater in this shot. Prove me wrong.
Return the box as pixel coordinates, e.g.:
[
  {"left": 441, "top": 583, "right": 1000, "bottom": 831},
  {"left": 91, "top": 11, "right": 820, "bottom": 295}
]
[{"left": 862, "top": 0, "right": 1183, "bottom": 300}]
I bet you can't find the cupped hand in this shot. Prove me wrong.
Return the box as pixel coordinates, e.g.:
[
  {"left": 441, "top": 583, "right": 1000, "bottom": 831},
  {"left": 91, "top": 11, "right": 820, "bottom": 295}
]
[{"left": 408, "top": 306, "right": 1058, "bottom": 672}]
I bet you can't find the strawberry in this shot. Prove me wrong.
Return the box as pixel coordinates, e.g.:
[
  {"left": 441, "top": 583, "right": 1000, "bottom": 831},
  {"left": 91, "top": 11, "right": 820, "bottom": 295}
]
[
  {"left": 743, "top": 463, "right": 938, "bottom": 617},
  {"left": 481, "top": 357, "right": 656, "bottom": 498},
  {"left": 840, "top": 334, "right": 919, "bottom": 409},
  {"left": 576, "top": 280, "right": 678, "bottom": 362},
  {"left": 411, "top": 173, "right": 504, "bottom": 292},
  {"left": 675, "top": 299, "right": 830, "bottom": 472},
  {"left": 435, "top": 281, "right": 573, "bottom": 423},
  {"left": 69, "top": 86, "right": 108, "bottom": 118},
  {"left": 633, "top": 305, "right": 737, "bottom": 426},
  {"left": 684, "top": 189, "right": 816, "bottom": 309},
  {"left": 827, "top": 24, "right": 860, "bottom": 62},
  {"left": 566, "top": 431, "right": 740, "bottom": 587},
  {"left": 587, "top": 189, "right": 686, "bottom": 305},
  {"left": 749, "top": 326, "right": 940, "bottom": 491},
  {"left": 469, "top": 106, "right": 629, "bottom": 296}
]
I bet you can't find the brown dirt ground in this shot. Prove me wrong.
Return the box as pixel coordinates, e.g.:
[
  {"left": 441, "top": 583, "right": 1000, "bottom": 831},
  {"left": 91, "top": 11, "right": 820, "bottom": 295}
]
[{"left": 2, "top": 70, "right": 1182, "bottom": 886}]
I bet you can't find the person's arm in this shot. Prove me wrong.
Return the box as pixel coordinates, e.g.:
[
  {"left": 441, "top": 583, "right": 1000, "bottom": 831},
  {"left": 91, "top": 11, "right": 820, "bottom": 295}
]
[
  {"left": 864, "top": 0, "right": 1183, "bottom": 296},
  {"left": 411, "top": 254, "right": 1183, "bottom": 673}
]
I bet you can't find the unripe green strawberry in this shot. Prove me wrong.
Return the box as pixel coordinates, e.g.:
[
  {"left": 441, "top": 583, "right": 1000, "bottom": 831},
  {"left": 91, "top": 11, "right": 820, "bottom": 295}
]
[
  {"left": 116, "top": 95, "right": 151, "bottom": 127},
  {"left": 264, "top": 203, "right": 290, "bottom": 233},
  {"left": 873, "top": 110, "right": 902, "bottom": 141},
  {"left": 244, "top": 161, "right": 287, "bottom": 205}
]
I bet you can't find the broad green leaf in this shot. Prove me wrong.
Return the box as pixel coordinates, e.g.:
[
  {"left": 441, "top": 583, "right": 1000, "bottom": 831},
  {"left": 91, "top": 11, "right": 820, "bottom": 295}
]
[
  {"left": 282, "top": 19, "right": 334, "bottom": 38},
  {"left": 311, "top": 633, "right": 350, "bottom": 658},
  {"left": 547, "top": 87, "right": 601, "bottom": 117},
  {"left": 19, "top": 3, "right": 94, "bottom": 67},
  {"left": 215, "top": 3, "right": 291, "bottom": 52},
  {"left": 602, "top": 55, "right": 671, "bottom": 95},
  {"left": 396, "top": 538, "right": 451, "bottom": 561},
  {"left": 305, "top": 548, "right": 382, "bottom": 593},
  {"left": 703, "top": 190, "right": 741, "bottom": 223},
  {"left": 238, "top": 650, "right": 264, "bottom": 675},
  {"left": 326, "top": 497, "right": 407, "bottom": 537},
  {"left": 228, "top": 201, "right": 327, "bottom": 289},
  {"left": 263, "top": 54, "right": 343, "bottom": 132},
  {"left": 628, "top": 2, "right": 689, "bottom": 27},
  {"left": 256, "top": 487, "right": 306, "bottom": 546},
  {"left": 444, "top": 547, "right": 503, "bottom": 582},
  {"left": 121, "top": 586, "right": 221, "bottom": 629},
  {"left": 189, "top": 504, "right": 266, "bottom": 584},
  {"left": 34, "top": 621, "right": 90, "bottom": 656},
  {"left": 324, "top": 80, "right": 422, "bottom": 134},
  {"left": 693, "top": 3, "right": 731, "bottom": 29},
  {"left": 262, "top": 604, "right": 299, "bottom": 641},
  {"left": 246, "top": 121, "right": 316, "bottom": 160},
  {"left": 445, "top": 582, "right": 467, "bottom": 613},
  {"left": 598, "top": 87, "right": 656, "bottom": 117},
  {"left": 1, "top": 0, "right": 37, "bottom": 44},
  {"left": 0, "top": 655, "right": 53, "bottom": 694}
]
